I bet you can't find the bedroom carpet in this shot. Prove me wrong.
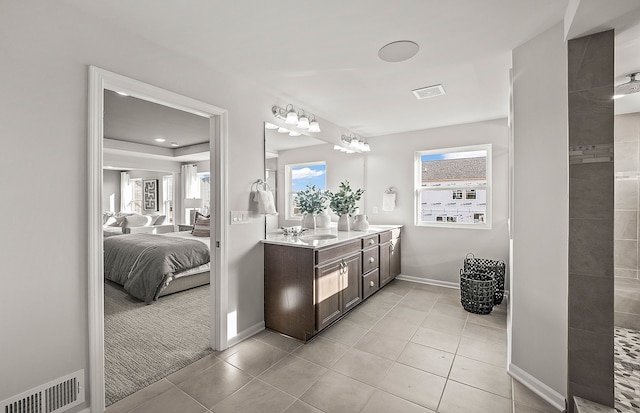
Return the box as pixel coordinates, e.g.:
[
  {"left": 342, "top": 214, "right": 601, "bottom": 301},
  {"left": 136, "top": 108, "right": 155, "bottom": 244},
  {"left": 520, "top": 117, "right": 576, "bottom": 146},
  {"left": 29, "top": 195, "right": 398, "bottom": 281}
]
[{"left": 104, "top": 281, "right": 213, "bottom": 406}]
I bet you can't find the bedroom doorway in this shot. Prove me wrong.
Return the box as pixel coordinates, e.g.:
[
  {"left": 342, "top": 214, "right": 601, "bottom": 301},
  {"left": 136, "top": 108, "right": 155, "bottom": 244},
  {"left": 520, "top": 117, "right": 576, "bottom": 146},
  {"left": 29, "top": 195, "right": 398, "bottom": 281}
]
[{"left": 88, "top": 66, "right": 229, "bottom": 413}]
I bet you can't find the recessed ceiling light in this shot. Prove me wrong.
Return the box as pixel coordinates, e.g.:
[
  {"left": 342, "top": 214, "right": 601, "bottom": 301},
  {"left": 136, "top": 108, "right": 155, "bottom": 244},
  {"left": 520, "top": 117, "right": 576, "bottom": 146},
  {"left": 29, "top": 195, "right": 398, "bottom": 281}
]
[
  {"left": 378, "top": 40, "right": 419, "bottom": 63},
  {"left": 170, "top": 142, "right": 179, "bottom": 147},
  {"left": 155, "top": 138, "right": 166, "bottom": 143},
  {"left": 412, "top": 84, "right": 446, "bottom": 99}
]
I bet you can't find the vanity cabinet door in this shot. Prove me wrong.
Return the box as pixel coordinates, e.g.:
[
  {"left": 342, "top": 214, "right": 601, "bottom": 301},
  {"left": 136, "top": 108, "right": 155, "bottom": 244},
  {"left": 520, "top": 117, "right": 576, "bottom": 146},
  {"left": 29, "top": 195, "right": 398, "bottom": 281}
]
[
  {"left": 315, "top": 260, "right": 344, "bottom": 331},
  {"left": 379, "top": 241, "right": 392, "bottom": 287},
  {"left": 342, "top": 253, "right": 363, "bottom": 313},
  {"left": 379, "top": 228, "right": 402, "bottom": 287},
  {"left": 389, "top": 236, "right": 401, "bottom": 278}
]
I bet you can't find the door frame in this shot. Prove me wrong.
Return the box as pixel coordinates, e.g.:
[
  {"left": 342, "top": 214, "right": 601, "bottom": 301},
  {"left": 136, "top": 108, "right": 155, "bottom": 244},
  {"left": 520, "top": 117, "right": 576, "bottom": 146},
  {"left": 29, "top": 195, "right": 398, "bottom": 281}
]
[{"left": 88, "top": 66, "right": 229, "bottom": 412}]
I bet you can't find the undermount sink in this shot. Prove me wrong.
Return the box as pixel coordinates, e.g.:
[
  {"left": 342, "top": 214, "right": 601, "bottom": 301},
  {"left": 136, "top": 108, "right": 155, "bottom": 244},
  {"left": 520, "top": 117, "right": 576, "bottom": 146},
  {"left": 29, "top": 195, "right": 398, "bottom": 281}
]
[{"left": 300, "top": 234, "right": 338, "bottom": 241}]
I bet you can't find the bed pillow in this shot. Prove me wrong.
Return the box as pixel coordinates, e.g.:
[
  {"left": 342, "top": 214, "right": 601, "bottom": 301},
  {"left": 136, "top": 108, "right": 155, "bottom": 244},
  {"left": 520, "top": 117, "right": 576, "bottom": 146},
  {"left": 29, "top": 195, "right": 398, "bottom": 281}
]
[
  {"left": 192, "top": 212, "right": 210, "bottom": 237},
  {"left": 123, "top": 214, "right": 154, "bottom": 228},
  {"left": 152, "top": 214, "right": 166, "bottom": 225}
]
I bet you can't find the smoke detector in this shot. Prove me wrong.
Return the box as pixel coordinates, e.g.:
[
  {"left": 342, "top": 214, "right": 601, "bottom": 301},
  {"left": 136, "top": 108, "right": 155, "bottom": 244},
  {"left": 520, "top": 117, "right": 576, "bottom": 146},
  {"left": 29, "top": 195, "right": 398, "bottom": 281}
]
[{"left": 614, "top": 72, "right": 640, "bottom": 99}]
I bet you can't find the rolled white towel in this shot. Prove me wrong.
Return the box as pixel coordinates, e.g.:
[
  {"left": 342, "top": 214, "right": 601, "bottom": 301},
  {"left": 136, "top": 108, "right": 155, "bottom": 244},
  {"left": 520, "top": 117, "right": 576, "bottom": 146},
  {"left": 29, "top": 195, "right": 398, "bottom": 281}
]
[
  {"left": 382, "top": 192, "right": 396, "bottom": 211},
  {"left": 253, "top": 189, "right": 277, "bottom": 215}
]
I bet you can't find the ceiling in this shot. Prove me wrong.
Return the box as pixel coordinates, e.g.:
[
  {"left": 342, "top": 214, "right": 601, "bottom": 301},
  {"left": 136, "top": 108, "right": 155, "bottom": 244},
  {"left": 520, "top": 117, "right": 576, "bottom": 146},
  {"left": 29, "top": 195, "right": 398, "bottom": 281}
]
[{"left": 72, "top": 1, "right": 640, "bottom": 140}]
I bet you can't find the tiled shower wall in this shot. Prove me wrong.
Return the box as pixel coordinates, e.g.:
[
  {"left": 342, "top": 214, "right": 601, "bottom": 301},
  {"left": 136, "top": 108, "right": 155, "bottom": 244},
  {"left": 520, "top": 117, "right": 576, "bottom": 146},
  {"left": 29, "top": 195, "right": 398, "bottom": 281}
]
[{"left": 615, "top": 113, "right": 640, "bottom": 330}]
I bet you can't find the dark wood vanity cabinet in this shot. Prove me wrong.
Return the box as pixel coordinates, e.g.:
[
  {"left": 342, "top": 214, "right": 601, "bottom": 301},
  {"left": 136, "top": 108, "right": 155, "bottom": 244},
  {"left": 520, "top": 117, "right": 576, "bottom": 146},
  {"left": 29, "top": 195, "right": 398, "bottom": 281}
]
[
  {"left": 264, "top": 228, "right": 401, "bottom": 341},
  {"left": 379, "top": 228, "right": 402, "bottom": 287}
]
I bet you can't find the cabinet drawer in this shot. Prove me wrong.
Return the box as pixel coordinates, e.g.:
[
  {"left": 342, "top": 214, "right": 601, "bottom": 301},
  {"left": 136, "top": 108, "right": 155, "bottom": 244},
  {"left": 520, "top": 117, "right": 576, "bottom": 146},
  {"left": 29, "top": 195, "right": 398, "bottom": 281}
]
[
  {"left": 379, "top": 228, "right": 401, "bottom": 243},
  {"left": 362, "top": 247, "right": 379, "bottom": 273},
  {"left": 362, "top": 269, "right": 379, "bottom": 299},
  {"left": 362, "top": 234, "right": 379, "bottom": 249},
  {"left": 316, "top": 240, "right": 361, "bottom": 265}
]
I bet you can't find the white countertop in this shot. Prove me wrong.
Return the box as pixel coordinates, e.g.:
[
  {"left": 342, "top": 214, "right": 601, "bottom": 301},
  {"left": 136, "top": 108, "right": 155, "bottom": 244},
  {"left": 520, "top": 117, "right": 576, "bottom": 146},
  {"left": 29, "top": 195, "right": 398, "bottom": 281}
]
[{"left": 262, "top": 225, "right": 402, "bottom": 249}]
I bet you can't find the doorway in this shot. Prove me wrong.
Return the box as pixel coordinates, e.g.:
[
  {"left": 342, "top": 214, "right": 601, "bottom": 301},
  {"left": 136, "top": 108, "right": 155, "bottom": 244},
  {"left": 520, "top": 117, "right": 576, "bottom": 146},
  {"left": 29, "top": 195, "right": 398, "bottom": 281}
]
[{"left": 88, "top": 66, "right": 229, "bottom": 412}]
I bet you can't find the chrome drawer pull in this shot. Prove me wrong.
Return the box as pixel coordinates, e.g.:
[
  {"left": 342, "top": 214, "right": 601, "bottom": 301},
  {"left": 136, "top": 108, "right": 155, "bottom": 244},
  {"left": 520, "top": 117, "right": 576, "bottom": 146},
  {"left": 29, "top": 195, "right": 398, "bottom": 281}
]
[
  {"left": 369, "top": 281, "right": 375, "bottom": 287},
  {"left": 368, "top": 257, "right": 375, "bottom": 263}
]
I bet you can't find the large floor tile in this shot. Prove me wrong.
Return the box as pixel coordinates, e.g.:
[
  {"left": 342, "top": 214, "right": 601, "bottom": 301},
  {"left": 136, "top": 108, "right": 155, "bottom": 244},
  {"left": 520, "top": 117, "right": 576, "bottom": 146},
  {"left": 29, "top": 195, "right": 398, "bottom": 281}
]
[
  {"left": 176, "top": 361, "right": 253, "bottom": 409},
  {"left": 344, "top": 306, "right": 383, "bottom": 329},
  {"left": 254, "top": 329, "right": 303, "bottom": 353},
  {"left": 367, "top": 289, "right": 406, "bottom": 306},
  {"left": 354, "top": 331, "right": 409, "bottom": 360},
  {"left": 386, "top": 304, "right": 429, "bottom": 325},
  {"left": 360, "top": 390, "right": 435, "bottom": 413},
  {"left": 463, "top": 321, "right": 507, "bottom": 344},
  {"left": 421, "top": 312, "right": 467, "bottom": 335},
  {"left": 411, "top": 326, "right": 461, "bottom": 353},
  {"left": 320, "top": 319, "right": 369, "bottom": 346},
  {"left": 456, "top": 335, "right": 507, "bottom": 367},
  {"left": 258, "top": 355, "right": 327, "bottom": 397},
  {"left": 211, "top": 379, "right": 295, "bottom": 413},
  {"left": 371, "top": 314, "right": 420, "bottom": 340},
  {"left": 300, "top": 371, "right": 375, "bottom": 413},
  {"left": 222, "top": 338, "right": 288, "bottom": 376},
  {"left": 332, "top": 347, "right": 394, "bottom": 386},
  {"left": 399, "top": 289, "right": 440, "bottom": 311},
  {"left": 397, "top": 342, "right": 455, "bottom": 377},
  {"left": 378, "top": 363, "right": 446, "bottom": 410},
  {"left": 283, "top": 400, "right": 324, "bottom": 413},
  {"left": 292, "top": 336, "right": 350, "bottom": 368},
  {"left": 130, "top": 385, "right": 206, "bottom": 413},
  {"left": 381, "top": 279, "right": 415, "bottom": 296},
  {"left": 438, "top": 380, "right": 512, "bottom": 413},
  {"left": 468, "top": 312, "right": 507, "bottom": 330},
  {"left": 449, "top": 355, "right": 512, "bottom": 398},
  {"left": 166, "top": 355, "right": 220, "bottom": 385},
  {"left": 106, "top": 379, "right": 174, "bottom": 413},
  {"left": 430, "top": 302, "right": 469, "bottom": 321}
]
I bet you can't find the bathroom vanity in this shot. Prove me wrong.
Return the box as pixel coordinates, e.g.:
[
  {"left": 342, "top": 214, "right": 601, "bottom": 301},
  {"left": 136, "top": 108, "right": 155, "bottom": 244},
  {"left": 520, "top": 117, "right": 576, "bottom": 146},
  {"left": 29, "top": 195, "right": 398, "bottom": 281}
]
[{"left": 262, "top": 225, "right": 401, "bottom": 341}]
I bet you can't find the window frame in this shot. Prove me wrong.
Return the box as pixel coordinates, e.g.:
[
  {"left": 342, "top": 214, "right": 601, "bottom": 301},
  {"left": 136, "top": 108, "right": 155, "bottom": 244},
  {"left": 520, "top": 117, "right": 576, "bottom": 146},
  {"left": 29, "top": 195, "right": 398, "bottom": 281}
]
[
  {"left": 414, "top": 144, "right": 492, "bottom": 229},
  {"left": 284, "top": 161, "right": 327, "bottom": 221}
]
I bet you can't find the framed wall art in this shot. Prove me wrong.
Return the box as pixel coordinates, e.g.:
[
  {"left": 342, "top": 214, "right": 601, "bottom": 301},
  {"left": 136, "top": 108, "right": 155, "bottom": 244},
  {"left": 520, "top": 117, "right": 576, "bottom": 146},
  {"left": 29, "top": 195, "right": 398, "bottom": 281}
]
[{"left": 143, "top": 179, "right": 159, "bottom": 211}]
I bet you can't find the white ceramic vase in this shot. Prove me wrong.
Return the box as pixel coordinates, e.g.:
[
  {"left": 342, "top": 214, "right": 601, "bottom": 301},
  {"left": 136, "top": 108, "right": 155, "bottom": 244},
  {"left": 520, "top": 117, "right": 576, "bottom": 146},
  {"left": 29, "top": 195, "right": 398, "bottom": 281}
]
[
  {"left": 315, "top": 210, "right": 331, "bottom": 229},
  {"left": 301, "top": 212, "right": 316, "bottom": 229},
  {"left": 337, "top": 214, "right": 351, "bottom": 231},
  {"left": 352, "top": 214, "right": 369, "bottom": 231}
]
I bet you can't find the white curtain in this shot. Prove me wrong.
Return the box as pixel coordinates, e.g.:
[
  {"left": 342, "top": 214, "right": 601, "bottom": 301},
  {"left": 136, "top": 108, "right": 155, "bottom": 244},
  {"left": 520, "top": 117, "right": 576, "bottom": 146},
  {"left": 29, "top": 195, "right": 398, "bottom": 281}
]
[
  {"left": 120, "top": 172, "right": 133, "bottom": 212},
  {"left": 182, "top": 164, "right": 200, "bottom": 199}
]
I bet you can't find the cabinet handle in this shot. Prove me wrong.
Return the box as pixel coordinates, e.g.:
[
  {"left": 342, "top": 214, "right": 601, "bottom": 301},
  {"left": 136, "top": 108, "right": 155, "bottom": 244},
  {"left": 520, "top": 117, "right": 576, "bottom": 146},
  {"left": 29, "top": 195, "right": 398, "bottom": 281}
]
[
  {"left": 368, "top": 239, "right": 374, "bottom": 245},
  {"left": 368, "top": 257, "right": 375, "bottom": 263},
  {"left": 369, "top": 281, "right": 375, "bottom": 287}
]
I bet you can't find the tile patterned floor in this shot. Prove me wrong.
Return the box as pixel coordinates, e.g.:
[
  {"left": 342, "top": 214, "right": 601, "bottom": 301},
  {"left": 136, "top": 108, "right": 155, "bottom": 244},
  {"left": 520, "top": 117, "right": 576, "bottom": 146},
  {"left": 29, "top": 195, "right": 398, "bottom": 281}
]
[
  {"left": 105, "top": 280, "right": 561, "bottom": 413},
  {"left": 614, "top": 327, "right": 640, "bottom": 412}
]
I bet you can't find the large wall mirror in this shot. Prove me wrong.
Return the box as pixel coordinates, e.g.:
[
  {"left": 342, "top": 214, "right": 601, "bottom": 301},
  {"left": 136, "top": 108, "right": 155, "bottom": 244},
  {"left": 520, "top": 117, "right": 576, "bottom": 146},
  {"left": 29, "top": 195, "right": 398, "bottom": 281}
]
[{"left": 263, "top": 121, "right": 366, "bottom": 236}]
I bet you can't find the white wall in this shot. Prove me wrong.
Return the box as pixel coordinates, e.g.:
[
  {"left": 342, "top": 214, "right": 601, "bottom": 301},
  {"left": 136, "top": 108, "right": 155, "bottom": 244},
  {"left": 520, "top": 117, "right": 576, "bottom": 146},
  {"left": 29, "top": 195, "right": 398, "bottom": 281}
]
[
  {"left": 365, "top": 119, "right": 510, "bottom": 285},
  {"left": 0, "top": 0, "right": 348, "bottom": 405},
  {"left": 511, "top": 22, "right": 568, "bottom": 403}
]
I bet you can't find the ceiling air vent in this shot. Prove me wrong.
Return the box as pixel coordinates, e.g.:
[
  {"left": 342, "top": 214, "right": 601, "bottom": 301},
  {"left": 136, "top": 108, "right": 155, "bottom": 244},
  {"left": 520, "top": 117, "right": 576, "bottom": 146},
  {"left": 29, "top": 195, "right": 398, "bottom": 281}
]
[{"left": 412, "top": 84, "right": 446, "bottom": 100}]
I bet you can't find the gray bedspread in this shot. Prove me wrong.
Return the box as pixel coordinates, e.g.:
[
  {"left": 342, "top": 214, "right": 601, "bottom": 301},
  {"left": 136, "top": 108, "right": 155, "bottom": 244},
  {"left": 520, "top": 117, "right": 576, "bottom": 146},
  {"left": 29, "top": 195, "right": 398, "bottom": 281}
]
[{"left": 104, "top": 233, "right": 210, "bottom": 303}]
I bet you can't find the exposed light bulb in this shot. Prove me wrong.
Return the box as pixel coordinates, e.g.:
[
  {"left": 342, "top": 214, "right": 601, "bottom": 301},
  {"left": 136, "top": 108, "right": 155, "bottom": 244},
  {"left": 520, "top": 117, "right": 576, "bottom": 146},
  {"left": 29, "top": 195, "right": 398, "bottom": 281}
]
[
  {"left": 277, "top": 127, "right": 289, "bottom": 134},
  {"left": 308, "top": 119, "right": 320, "bottom": 132}
]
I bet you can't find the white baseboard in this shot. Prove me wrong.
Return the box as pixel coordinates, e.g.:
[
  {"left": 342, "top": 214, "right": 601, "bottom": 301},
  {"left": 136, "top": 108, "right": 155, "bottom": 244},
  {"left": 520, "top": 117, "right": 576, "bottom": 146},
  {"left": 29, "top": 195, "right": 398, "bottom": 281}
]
[
  {"left": 508, "top": 363, "right": 566, "bottom": 412},
  {"left": 226, "top": 321, "right": 265, "bottom": 348},
  {"left": 396, "top": 274, "right": 460, "bottom": 290},
  {"left": 395, "top": 274, "right": 509, "bottom": 298}
]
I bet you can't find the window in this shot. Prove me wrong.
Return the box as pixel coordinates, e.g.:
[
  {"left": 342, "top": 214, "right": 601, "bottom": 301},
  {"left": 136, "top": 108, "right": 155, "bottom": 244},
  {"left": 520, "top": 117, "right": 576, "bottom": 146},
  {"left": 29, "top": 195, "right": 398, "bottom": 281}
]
[
  {"left": 131, "top": 178, "right": 143, "bottom": 214},
  {"left": 415, "top": 144, "right": 491, "bottom": 228},
  {"left": 285, "top": 162, "right": 327, "bottom": 220},
  {"left": 163, "top": 175, "right": 173, "bottom": 223},
  {"left": 198, "top": 172, "right": 211, "bottom": 214}
]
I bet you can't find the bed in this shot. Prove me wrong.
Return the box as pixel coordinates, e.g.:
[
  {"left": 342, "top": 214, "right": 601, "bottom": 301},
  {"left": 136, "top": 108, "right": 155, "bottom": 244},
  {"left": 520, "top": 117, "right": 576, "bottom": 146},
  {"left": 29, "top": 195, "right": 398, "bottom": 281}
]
[{"left": 104, "top": 230, "right": 211, "bottom": 303}]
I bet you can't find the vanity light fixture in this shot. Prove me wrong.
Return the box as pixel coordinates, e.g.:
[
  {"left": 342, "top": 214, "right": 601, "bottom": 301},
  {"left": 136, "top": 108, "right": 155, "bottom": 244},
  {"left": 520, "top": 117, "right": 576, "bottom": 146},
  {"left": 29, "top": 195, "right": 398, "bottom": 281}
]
[
  {"left": 272, "top": 104, "right": 321, "bottom": 133},
  {"left": 277, "top": 127, "right": 289, "bottom": 134},
  {"left": 335, "top": 134, "right": 370, "bottom": 154},
  {"left": 265, "top": 122, "right": 278, "bottom": 130},
  {"left": 289, "top": 130, "right": 301, "bottom": 137}
]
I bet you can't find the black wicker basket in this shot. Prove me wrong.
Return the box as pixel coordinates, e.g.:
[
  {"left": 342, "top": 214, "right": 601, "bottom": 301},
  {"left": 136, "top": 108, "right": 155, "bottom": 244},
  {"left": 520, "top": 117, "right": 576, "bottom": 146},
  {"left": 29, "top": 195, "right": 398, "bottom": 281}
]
[
  {"left": 463, "top": 253, "right": 506, "bottom": 305},
  {"left": 459, "top": 269, "right": 495, "bottom": 315}
]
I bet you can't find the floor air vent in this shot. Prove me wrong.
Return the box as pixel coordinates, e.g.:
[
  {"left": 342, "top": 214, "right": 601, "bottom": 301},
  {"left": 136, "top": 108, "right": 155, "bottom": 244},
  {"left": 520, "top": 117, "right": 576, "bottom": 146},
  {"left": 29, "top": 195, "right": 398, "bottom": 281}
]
[{"left": 1, "top": 370, "right": 84, "bottom": 413}]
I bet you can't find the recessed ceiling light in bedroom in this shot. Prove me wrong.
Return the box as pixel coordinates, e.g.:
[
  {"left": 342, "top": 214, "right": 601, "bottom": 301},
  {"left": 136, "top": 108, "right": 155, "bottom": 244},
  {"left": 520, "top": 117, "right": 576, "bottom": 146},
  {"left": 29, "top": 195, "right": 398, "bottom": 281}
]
[
  {"left": 378, "top": 40, "right": 419, "bottom": 62},
  {"left": 154, "top": 138, "right": 166, "bottom": 142}
]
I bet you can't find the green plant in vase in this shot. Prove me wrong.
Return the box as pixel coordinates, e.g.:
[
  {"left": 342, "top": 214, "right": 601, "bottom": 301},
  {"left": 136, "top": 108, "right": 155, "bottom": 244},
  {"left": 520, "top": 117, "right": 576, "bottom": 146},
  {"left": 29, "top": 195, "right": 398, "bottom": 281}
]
[
  {"left": 327, "top": 181, "right": 365, "bottom": 231},
  {"left": 295, "top": 185, "right": 328, "bottom": 229}
]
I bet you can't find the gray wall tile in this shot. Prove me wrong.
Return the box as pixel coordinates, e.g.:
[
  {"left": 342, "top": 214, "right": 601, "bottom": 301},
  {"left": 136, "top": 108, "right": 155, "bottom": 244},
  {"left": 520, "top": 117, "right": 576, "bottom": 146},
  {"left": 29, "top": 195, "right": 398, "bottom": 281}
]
[
  {"left": 569, "top": 162, "right": 613, "bottom": 219},
  {"left": 569, "top": 218, "right": 613, "bottom": 276},
  {"left": 614, "top": 141, "right": 639, "bottom": 172},
  {"left": 614, "top": 240, "right": 638, "bottom": 270},
  {"left": 615, "top": 113, "right": 640, "bottom": 143},
  {"left": 568, "top": 328, "right": 614, "bottom": 395},
  {"left": 614, "top": 312, "right": 640, "bottom": 330},
  {"left": 568, "top": 274, "right": 613, "bottom": 334},
  {"left": 614, "top": 179, "right": 638, "bottom": 210},
  {"left": 614, "top": 210, "right": 637, "bottom": 240},
  {"left": 568, "top": 86, "right": 614, "bottom": 146},
  {"left": 568, "top": 30, "right": 614, "bottom": 92}
]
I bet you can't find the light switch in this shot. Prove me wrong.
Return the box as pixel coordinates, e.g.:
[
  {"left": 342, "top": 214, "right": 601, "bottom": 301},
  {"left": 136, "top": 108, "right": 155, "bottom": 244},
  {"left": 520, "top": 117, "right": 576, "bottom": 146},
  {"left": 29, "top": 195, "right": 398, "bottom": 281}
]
[{"left": 230, "top": 211, "right": 251, "bottom": 224}]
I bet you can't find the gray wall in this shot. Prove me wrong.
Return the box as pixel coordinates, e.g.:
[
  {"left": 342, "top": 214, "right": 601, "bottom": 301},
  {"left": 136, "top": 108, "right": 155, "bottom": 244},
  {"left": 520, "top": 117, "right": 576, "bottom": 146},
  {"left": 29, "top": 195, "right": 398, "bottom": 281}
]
[
  {"left": 366, "top": 119, "right": 509, "bottom": 285},
  {"left": 567, "top": 29, "right": 614, "bottom": 409},
  {"left": 511, "top": 22, "right": 568, "bottom": 405},
  {"left": 615, "top": 113, "right": 640, "bottom": 330}
]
